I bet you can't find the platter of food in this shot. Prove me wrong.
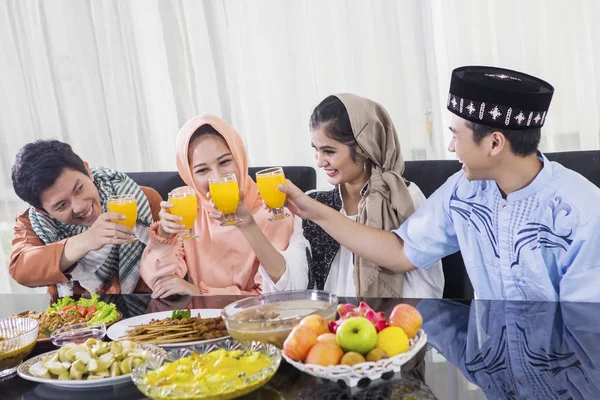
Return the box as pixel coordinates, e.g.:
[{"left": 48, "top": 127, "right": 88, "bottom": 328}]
[
  {"left": 18, "top": 339, "right": 164, "bottom": 388},
  {"left": 106, "top": 309, "right": 229, "bottom": 347},
  {"left": 131, "top": 339, "right": 281, "bottom": 400},
  {"left": 12, "top": 295, "right": 122, "bottom": 344}
]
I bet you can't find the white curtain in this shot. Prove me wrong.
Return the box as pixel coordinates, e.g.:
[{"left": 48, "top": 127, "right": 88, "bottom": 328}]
[
  {"left": 0, "top": 0, "right": 433, "bottom": 293},
  {"left": 2, "top": 0, "right": 600, "bottom": 293},
  {"left": 427, "top": 0, "right": 600, "bottom": 155}
]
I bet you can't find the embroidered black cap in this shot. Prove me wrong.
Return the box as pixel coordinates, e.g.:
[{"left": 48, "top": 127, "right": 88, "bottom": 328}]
[{"left": 447, "top": 66, "right": 554, "bottom": 130}]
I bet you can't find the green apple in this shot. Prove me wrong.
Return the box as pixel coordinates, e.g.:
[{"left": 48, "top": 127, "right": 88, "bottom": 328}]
[{"left": 335, "top": 316, "right": 377, "bottom": 355}]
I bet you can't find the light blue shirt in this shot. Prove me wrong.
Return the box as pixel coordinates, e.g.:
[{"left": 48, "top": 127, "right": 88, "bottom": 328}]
[{"left": 395, "top": 153, "right": 600, "bottom": 301}]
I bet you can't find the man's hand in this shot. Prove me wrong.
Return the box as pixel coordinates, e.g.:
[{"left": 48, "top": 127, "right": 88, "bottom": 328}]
[
  {"left": 60, "top": 212, "right": 135, "bottom": 271},
  {"left": 277, "top": 180, "right": 323, "bottom": 221},
  {"left": 80, "top": 212, "right": 135, "bottom": 251}
]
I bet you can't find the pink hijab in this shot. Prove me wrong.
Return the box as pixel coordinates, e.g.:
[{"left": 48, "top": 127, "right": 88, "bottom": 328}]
[{"left": 175, "top": 115, "right": 293, "bottom": 293}]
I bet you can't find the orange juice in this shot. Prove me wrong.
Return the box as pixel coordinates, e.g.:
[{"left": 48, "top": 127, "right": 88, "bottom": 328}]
[
  {"left": 257, "top": 173, "right": 286, "bottom": 209},
  {"left": 108, "top": 200, "right": 137, "bottom": 229},
  {"left": 170, "top": 195, "right": 198, "bottom": 230},
  {"left": 210, "top": 180, "right": 240, "bottom": 214}
]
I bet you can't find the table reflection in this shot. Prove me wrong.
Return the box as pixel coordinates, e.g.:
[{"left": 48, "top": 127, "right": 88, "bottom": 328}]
[{"left": 419, "top": 300, "right": 600, "bottom": 399}]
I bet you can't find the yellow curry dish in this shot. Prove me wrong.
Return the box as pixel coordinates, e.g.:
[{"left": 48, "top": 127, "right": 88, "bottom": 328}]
[{"left": 133, "top": 342, "right": 281, "bottom": 400}]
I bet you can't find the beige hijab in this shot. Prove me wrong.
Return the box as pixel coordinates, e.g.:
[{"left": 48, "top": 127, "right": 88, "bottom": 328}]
[{"left": 336, "top": 93, "right": 416, "bottom": 297}]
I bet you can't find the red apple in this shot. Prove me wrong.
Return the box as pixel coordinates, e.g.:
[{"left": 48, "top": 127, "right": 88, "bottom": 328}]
[
  {"left": 300, "top": 315, "right": 330, "bottom": 336},
  {"left": 388, "top": 304, "right": 423, "bottom": 338}
]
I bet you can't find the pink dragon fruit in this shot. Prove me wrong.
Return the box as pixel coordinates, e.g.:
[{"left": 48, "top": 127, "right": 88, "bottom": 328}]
[
  {"left": 329, "top": 319, "right": 342, "bottom": 333},
  {"left": 336, "top": 303, "right": 357, "bottom": 318},
  {"left": 364, "top": 309, "right": 388, "bottom": 332},
  {"left": 332, "top": 301, "right": 389, "bottom": 332},
  {"left": 345, "top": 309, "right": 362, "bottom": 318},
  {"left": 358, "top": 301, "right": 372, "bottom": 316}
]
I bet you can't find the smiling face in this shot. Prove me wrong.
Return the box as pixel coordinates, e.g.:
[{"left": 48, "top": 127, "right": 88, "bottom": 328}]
[
  {"left": 447, "top": 116, "right": 499, "bottom": 181},
  {"left": 311, "top": 127, "right": 368, "bottom": 186},
  {"left": 38, "top": 168, "right": 102, "bottom": 226},
  {"left": 189, "top": 134, "right": 241, "bottom": 195}
]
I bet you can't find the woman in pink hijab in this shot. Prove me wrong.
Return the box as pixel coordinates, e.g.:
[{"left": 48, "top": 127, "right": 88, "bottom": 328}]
[{"left": 140, "top": 116, "right": 294, "bottom": 298}]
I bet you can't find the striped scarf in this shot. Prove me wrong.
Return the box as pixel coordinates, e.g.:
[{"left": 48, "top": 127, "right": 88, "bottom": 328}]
[{"left": 29, "top": 167, "right": 153, "bottom": 294}]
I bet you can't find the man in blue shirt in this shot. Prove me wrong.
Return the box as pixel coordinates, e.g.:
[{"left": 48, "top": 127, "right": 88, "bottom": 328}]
[{"left": 281, "top": 66, "right": 600, "bottom": 301}]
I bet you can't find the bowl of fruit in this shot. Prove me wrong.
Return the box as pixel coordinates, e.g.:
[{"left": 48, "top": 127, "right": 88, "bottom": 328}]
[{"left": 281, "top": 302, "right": 427, "bottom": 388}]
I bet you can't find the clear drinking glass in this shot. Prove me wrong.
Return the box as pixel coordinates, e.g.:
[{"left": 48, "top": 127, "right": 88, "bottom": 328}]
[
  {"left": 168, "top": 187, "right": 199, "bottom": 240},
  {"left": 256, "top": 167, "right": 290, "bottom": 221},
  {"left": 209, "top": 173, "right": 242, "bottom": 227},
  {"left": 108, "top": 194, "right": 138, "bottom": 243}
]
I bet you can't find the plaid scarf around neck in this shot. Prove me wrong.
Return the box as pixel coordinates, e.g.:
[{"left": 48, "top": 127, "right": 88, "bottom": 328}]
[{"left": 29, "top": 167, "right": 153, "bottom": 294}]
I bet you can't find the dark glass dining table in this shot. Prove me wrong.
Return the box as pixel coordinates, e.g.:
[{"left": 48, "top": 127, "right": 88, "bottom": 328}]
[{"left": 1, "top": 294, "right": 598, "bottom": 400}]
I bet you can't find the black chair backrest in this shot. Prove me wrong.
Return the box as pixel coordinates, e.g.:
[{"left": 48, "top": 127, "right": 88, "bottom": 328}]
[
  {"left": 404, "top": 159, "right": 461, "bottom": 198},
  {"left": 546, "top": 150, "right": 600, "bottom": 187},
  {"left": 404, "top": 150, "right": 600, "bottom": 198},
  {"left": 126, "top": 166, "right": 316, "bottom": 200}
]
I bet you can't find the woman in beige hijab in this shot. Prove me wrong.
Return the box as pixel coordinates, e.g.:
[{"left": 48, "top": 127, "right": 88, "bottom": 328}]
[{"left": 257, "top": 94, "right": 444, "bottom": 298}]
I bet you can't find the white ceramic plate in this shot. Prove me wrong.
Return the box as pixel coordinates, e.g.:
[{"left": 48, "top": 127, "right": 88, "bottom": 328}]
[
  {"left": 17, "top": 343, "right": 164, "bottom": 388},
  {"left": 106, "top": 309, "right": 229, "bottom": 348}
]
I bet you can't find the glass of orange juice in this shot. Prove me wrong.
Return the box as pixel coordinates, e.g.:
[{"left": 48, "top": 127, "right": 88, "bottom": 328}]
[
  {"left": 209, "top": 173, "right": 242, "bottom": 226},
  {"left": 256, "top": 167, "right": 290, "bottom": 221},
  {"left": 107, "top": 194, "right": 137, "bottom": 243},
  {"left": 168, "top": 187, "right": 199, "bottom": 240}
]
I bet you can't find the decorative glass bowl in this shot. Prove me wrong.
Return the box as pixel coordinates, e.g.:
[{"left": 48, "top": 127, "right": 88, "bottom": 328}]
[
  {"left": 0, "top": 317, "right": 39, "bottom": 378},
  {"left": 131, "top": 339, "right": 282, "bottom": 400},
  {"left": 221, "top": 290, "right": 338, "bottom": 348},
  {"left": 50, "top": 322, "right": 106, "bottom": 347}
]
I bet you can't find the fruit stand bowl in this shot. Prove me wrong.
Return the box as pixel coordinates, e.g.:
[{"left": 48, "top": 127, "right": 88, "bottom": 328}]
[{"left": 282, "top": 329, "right": 427, "bottom": 388}]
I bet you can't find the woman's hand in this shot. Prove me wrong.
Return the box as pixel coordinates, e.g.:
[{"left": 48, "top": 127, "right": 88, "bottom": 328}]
[
  {"left": 206, "top": 191, "right": 256, "bottom": 228},
  {"left": 157, "top": 201, "right": 185, "bottom": 238},
  {"left": 151, "top": 275, "right": 199, "bottom": 298},
  {"left": 277, "top": 180, "right": 321, "bottom": 221}
]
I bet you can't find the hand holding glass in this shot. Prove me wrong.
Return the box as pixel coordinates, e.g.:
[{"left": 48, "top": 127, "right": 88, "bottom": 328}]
[
  {"left": 168, "top": 187, "right": 199, "bottom": 240},
  {"left": 256, "top": 167, "right": 290, "bottom": 221},
  {"left": 107, "top": 194, "right": 137, "bottom": 242}
]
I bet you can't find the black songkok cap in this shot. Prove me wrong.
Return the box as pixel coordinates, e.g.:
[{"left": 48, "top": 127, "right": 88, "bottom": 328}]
[{"left": 447, "top": 66, "right": 554, "bottom": 130}]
